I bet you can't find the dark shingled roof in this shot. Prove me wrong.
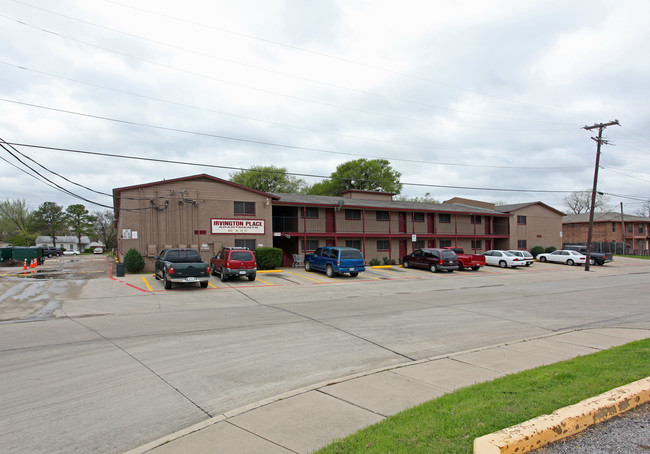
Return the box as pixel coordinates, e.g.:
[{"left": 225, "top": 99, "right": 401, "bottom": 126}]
[
  {"left": 563, "top": 212, "right": 650, "bottom": 223},
  {"left": 270, "top": 193, "right": 509, "bottom": 215}
]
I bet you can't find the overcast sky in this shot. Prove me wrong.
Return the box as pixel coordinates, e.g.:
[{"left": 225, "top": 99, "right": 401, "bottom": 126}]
[{"left": 1, "top": 0, "right": 649, "bottom": 215}]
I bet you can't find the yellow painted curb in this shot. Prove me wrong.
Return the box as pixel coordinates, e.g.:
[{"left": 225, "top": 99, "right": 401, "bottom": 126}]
[
  {"left": 258, "top": 269, "right": 282, "bottom": 273},
  {"left": 371, "top": 265, "right": 394, "bottom": 269},
  {"left": 474, "top": 376, "right": 650, "bottom": 453}
]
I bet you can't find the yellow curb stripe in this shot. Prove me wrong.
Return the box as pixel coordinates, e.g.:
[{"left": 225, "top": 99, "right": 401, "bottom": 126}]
[
  {"left": 258, "top": 269, "right": 282, "bottom": 273},
  {"left": 141, "top": 276, "right": 153, "bottom": 292},
  {"left": 208, "top": 282, "right": 217, "bottom": 288},
  {"left": 255, "top": 277, "right": 274, "bottom": 286},
  {"left": 474, "top": 376, "right": 650, "bottom": 454},
  {"left": 371, "top": 265, "right": 394, "bottom": 269}
]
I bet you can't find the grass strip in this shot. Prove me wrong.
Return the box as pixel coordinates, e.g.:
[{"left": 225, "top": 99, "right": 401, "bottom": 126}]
[{"left": 316, "top": 337, "right": 650, "bottom": 454}]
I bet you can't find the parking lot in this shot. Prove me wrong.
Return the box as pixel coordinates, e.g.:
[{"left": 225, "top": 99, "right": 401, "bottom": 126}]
[{"left": 0, "top": 255, "right": 649, "bottom": 453}]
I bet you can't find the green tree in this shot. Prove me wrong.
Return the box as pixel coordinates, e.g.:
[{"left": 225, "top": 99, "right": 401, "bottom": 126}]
[
  {"left": 94, "top": 210, "right": 117, "bottom": 250},
  {"left": 0, "top": 198, "right": 35, "bottom": 243},
  {"left": 394, "top": 192, "right": 440, "bottom": 204},
  {"left": 66, "top": 204, "right": 97, "bottom": 251},
  {"left": 307, "top": 159, "right": 402, "bottom": 196},
  {"left": 32, "top": 202, "right": 66, "bottom": 247},
  {"left": 230, "top": 165, "right": 307, "bottom": 193}
]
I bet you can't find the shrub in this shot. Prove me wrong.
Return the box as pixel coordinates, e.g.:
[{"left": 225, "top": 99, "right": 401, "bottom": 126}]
[
  {"left": 382, "top": 257, "right": 391, "bottom": 265},
  {"left": 255, "top": 247, "right": 283, "bottom": 269},
  {"left": 369, "top": 258, "right": 381, "bottom": 266},
  {"left": 124, "top": 247, "right": 145, "bottom": 273},
  {"left": 545, "top": 246, "right": 557, "bottom": 253},
  {"left": 530, "top": 246, "right": 545, "bottom": 257}
]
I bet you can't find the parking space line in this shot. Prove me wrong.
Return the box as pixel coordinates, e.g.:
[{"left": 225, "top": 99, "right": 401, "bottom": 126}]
[
  {"left": 255, "top": 277, "right": 274, "bottom": 286},
  {"left": 141, "top": 276, "right": 153, "bottom": 292},
  {"left": 287, "top": 271, "right": 329, "bottom": 283},
  {"left": 208, "top": 282, "right": 218, "bottom": 288}
]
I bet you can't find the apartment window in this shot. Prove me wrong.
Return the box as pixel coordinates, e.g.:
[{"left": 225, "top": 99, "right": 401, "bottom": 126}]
[
  {"left": 234, "top": 201, "right": 255, "bottom": 215},
  {"left": 305, "top": 239, "right": 319, "bottom": 251},
  {"left": 439, "top": 239, "right": 452, "bottom": 247},
  {"left": 612, "top": 223, "right": 616, "bottom": 232},
  {"left": 413, "top": 212, "right": 425, "bottom": 222},
  {"left": 377, "top": 239, "right": 390, "bottom": 251},
  {"left": 471, "top": 239, "right": 482, "bottom": 249},
  {"left": 414, "top": 240, "right": 425, "bottom": 249},
  {"left": 628, "top": 224, "right": 634, "bottom": 233},
  {"left": 235, "top": 239, "right": 256, "bottom": 250},
  {"left": 376, "top": 211, "right": 389, "bottom": 221},
  {"left": 517, "top": 215, "right": 527, "bottom": 225},
  {"left": 439, "top": 213, "right": 451, "bottom": 223},
  {"left": 517, "top": 239, "right": 527, "bottom": 249},
  {"left": 301, "top": 207, "right": 319, "bottom": 218},
  {"left": 639, "top": 224, "right": 645, "bottom": 234},
  {"left": 471, "top": 215, "right": 482, "bottom": 224},
  {"left": 346, "top": 240, "right": 361, "bottom": 249},
  {"left": 345, "top": 209, "right": 361, "bottom": 220}
]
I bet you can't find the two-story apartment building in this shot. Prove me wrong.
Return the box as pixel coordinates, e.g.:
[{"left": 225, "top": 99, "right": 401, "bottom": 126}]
[
  {"left": 113, "top": 174, "right": 563, "bottom": 270},
  {"left": 563, "top": 212, "right": 650, "bottom": 254}
]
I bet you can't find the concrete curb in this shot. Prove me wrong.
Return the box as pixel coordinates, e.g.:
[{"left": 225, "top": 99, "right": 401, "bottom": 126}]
[{"left": 473, "top": 376, "right": 650, "bottom": 454}]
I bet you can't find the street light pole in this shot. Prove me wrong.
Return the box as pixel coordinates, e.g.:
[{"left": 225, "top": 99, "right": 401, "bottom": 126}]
[{"left": 583, "top": 120, "right": 620, "bottom": 271}]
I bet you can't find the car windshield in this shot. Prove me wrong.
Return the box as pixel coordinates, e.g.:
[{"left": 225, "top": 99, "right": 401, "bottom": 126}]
[
  {"left": 167, "top": 250, "right": 202, "bottom": 262},
  {"left": 441, "top": 251, "right": 456, "bottom": 259},
  {"left": 502, "top": 251, "right": 515, "bottom": 256},
  {"left": 340, "top": 249, "right": 363, "bottom": 260},
  {"left": 523, "top": 252, "right": 533, "bottom": 258}
]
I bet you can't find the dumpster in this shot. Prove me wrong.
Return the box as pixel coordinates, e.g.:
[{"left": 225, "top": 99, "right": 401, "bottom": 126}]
[
  {"left": 115, "top": 262, "right": 125, "bottom": 277},
  {"left": 9, "top": 247, "right": 44, "bottom": 265},
  {"left": 0, "top": 247, "right": 12, "bottom": 264}
]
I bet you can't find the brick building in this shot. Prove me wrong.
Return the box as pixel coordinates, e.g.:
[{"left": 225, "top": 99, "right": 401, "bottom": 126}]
[
  {"left": 562, "top": 212, "right": 650, "bottom": 253},
  {"left": 113, "top": 174, "right": 565, "bottom": 270}
]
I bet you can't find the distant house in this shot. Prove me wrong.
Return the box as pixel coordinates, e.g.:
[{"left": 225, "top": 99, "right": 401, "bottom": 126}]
[
  {"left": 36, "top": 235, "right": 93, "bottom": 252},
  {"left": 563, "top": 212, "right": 650, "bottom": 253}
]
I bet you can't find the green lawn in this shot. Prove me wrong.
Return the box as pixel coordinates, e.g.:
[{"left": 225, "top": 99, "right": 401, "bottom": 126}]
[
  {"left": 615, "top": 254, "right": 650, "bottom": 260},
  {"left": 316, "top": 338, "right": 650, "bottom": 454}
]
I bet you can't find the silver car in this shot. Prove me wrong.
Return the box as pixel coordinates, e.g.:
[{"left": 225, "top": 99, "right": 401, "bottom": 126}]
[{"left": 508, "top": 250, "right": 534, "bottom": 266}]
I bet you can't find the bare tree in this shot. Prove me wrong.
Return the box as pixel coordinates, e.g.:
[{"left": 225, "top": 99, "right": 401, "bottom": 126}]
[
  {"left": 635, "top": 199, "right": 650, "bottom": 218},
  {"left": 563, "top": 191, "right": 611, "bottom": 214},
  {"left": 93, "top": 210, "right": 117, "bottom": 249}
]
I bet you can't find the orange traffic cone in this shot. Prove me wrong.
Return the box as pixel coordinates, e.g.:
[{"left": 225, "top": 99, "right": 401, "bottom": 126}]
[
  {"left": 23, "top": 259, "right": 27, "bottom": 270},
  {"left": 30, "top": 258, "right": 37, "bottom": 268}
]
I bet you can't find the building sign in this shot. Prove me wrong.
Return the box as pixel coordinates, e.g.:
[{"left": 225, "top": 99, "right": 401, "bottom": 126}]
[{"left": 211, "top": 218, "right": 265, "bottom": 234}]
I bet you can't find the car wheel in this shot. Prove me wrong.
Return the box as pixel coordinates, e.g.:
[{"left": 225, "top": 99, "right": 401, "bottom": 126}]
[
  {"left": 589, "top": 258, "right": 595, "bottom": 265},
  {"left": 457, "top": 263, "right": 464, "bottom": 271},
  {"left": 525, "top": 263, "right": 531, "bottom": 267},
  {"left": 210, "top": 264, "right": 216, "bottom": 276},
  {"left": 471, "top": 266, "right": 480, "bottom": 271},
  {"left": 48, "top": 253, "right": 53, "bottom": 258},
  {"left": 430, "top": 264, "right": 438, "bottom": 273},
  {"left": 248, "top": 274, "right": 256, "bottom": 281},
  {"left": 200, "top": 281, "right": 208, "bottom": 288},
  {"left": 220, "top": 269, "right": 228, "bottom": 282},
  {"left": 567, "top": 259, "right": 575, "bottom": 266},
  {"left": 326, "top": 265, "right": 334, "bottom": 278},
  {"left": 350, "top": 271, "right": 359, "bottom": 277},
  {"left": 597, "top": 261, "right": 604, "bottom": 266},
  {"left": 304, "top": 261, "right": 311, "bottom": 272},
  {"left": 154, "top": 272, "right": 160, "bottom": 280},
  {"left": 499, "top": 260, "right": 507, "bottom": 268},
  {"left": 402, "top": 260, "right": 409, "bottom": 268},
  {"left": 164, "top": 274, "right": 172, "bottom": 290},
  {"left": 540, "top": 256, "right": 547, "bottom": 262}
]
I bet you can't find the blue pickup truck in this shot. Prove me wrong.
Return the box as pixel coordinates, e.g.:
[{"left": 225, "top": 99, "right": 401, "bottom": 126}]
[{"left": 304, "top": 246, "right": 366, "bottom": 278}]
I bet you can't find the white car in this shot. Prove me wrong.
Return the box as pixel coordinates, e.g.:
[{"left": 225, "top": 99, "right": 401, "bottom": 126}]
[
  {"left": 536, "top": 249, "right": 586, "bottom": 266},
  {"left": 507, "top": 250, "right": 534, "bottom": 266},
  {"left": 93, "top": 248, "right": 103, "bottom": 254},
  {"left": 482, "top": 250, "right": 527, "bottom": 268},
  {"left": 63, "top": 250, "right": 80, "bottom": 255}
]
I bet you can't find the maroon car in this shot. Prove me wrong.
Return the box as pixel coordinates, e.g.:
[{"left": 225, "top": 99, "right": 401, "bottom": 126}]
[
  {"left": 210, "top": 247, "right": 257, "bottom": 282},
  {"left": 402, "top": 248, "right": 459, "bottom": 273}
]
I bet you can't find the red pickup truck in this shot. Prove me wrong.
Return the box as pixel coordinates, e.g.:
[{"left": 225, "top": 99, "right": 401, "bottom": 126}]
[{"left": 442, "top": 247, "right": 486, "bottom": 271}]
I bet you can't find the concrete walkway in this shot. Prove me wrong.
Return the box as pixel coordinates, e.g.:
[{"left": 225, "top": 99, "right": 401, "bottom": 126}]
[{"left": 126, "top": 327, "right": 649, "bottom": 454}]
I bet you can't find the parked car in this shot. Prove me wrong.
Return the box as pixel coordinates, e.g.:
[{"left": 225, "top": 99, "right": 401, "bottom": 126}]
[
  {"left": 41, "top": 246, "right": 63, "bottom": 258},
  {"left": 442, "top": 247, "right": 485, "bottom": 271},
  {"left": 93, "top": 247, "right": 104, "bottom": 254},
  {"left": 482, "top": 250, "right": 527, "bottom": 268},
  {"left": 507, "top": 250, "right": 534, "bottom": 266},
  {"left": 563, "top": 245, "right": 613, "bottom": 265},
  {"left": 154, "top": 248, "right": 210, "bottom": 289},
  {"left": 304, "top": 246, "right": 365, "bottom": 277},
  {"left": 63, "top": 249, "right": 80, "bottom": 255},
  {"left": 210, "top": 247, "right": 257, "bottom": 282},
  {"left": 536, "top": 249, "right": 586, "bottom": 266},
  {"left": 402, "top": 248, "right": 459, "bottom": 273}
]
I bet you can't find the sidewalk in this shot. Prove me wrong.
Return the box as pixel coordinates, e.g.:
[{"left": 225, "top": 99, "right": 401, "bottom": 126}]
[{"left": 126, "top": 327, "right": 649, "bottom": 454}]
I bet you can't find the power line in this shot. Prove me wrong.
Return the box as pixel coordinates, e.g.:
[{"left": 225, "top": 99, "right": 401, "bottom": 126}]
[{"left": 0, "top": 98, "right": 585, "bottom": 171}]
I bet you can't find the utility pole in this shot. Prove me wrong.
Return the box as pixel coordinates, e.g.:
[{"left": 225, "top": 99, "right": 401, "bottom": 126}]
[
  {"left": 583, "top": 119, "right": 620, "bottom": 271},
  {"left": 620, "top": 202, "right": 626, "bottom": 254}
]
